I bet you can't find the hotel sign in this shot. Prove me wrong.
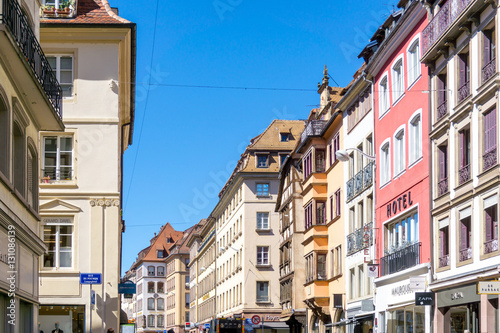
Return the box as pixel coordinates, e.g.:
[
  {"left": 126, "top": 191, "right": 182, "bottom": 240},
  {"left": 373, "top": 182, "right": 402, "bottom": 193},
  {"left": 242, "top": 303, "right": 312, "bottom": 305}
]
[
  {"left": 386, "top": 191, "right": 413, "bottom": 218},
  {"left": 478, "top": 281, "right": 500, "bottom": 294}
]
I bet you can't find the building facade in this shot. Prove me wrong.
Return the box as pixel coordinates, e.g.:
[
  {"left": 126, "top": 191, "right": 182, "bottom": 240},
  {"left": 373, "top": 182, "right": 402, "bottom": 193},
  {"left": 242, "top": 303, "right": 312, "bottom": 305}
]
[
  {"left": 365, "top": 1, "right": 431, "bottom": 332},
  {"left": 0, "top": 0, "right": 64, "bottom": 331},
  {"left": 422, "top": 0, "right": 500, "bottom": 332}
]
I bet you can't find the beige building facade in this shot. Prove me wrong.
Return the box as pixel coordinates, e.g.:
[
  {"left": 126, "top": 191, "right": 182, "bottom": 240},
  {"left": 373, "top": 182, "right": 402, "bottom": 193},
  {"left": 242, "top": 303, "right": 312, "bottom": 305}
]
[{"left": 37, "top": 0, "right": 136, "bottom": 332}]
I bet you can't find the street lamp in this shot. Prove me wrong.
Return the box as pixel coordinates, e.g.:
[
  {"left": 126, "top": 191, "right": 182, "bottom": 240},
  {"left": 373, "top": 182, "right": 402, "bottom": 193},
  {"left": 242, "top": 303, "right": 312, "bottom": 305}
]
[{"left": 335, "top": 148, "right": 376, "bottom": 162}]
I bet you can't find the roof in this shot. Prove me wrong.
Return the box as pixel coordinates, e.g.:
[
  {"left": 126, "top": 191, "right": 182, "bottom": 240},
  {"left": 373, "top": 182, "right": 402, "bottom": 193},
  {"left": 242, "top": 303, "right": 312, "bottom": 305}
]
[{"left": 42, "top": 0, "right": 131, "bottom": 24}]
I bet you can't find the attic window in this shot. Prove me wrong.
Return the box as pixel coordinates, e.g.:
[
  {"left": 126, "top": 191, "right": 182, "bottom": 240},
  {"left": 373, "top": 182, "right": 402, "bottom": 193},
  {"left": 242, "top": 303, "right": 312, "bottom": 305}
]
[
  {"left": 166, "top": 237, "right": 173, "bottom": 243},
  {"left": 157, "top": 250, "right": 164, "bottom": 258},
  {"left": 280, "top": 133, "right": 290, "bottom": 142}
]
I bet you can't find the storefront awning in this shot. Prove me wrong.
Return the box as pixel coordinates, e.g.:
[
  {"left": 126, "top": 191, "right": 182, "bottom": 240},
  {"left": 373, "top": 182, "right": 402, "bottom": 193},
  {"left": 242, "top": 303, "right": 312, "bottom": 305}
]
[
  {"left": 326, "top": 319, "right": 354, "bottom": 327},
  {"left": 260, "top": 322, "right": 290, "bottom": 329}
]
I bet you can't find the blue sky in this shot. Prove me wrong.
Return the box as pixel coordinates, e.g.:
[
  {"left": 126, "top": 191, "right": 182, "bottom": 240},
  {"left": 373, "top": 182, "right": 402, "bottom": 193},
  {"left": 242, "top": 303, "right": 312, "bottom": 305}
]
[{"left": 119, "top": 0, "right": 399, "bottom": 274}]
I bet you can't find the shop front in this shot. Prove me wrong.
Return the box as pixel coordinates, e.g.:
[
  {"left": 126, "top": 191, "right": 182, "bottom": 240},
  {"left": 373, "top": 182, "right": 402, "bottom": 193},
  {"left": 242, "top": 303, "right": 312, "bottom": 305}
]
[
  {"left": 434, "top": 283, "right": 499, "bottom": 333},
  {"left": 280, "top": 308, "right": 306, "bottom": 333},
  {"left": 345, "top": 300, "right": 374, "bottom": 333},
  {"left": 240, "top": 312, "right": 290, "bottom": 333},
  {"left": 39, "top": 305, "right": 85, "bottom": 333}
]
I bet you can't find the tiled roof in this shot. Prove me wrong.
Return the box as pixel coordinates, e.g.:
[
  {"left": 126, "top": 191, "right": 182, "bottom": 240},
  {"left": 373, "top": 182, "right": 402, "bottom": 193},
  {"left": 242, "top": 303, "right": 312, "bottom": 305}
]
[{"left": 42, "top": 0, "right": 131, "bottom": 24}]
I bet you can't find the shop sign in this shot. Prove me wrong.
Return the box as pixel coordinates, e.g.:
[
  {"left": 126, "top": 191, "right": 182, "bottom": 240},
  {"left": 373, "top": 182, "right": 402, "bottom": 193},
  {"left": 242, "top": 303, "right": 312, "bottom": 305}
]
[
  {"left": 202, "top": 293, "right": 210, "bottom": 301},
  {"left": 391, "top": 283, "right": 412, "bottom": 296},
  {"left": 367, "top": 264, "right": 378, "bottom": 278},
  {"left": 415, "top": 292, "right": 434, "bottom": 306},
  {"left": 386, "top": 191, "right": 413, "bottom": 218},
  {"left": 246, "top": 314, "right": 280, "bottom": 322},
  {"left": 409, "top": 276, "right": 426, "bottom": 291},
  {"left": 477, "top": 281, "right": 500, "bottom": 294},
  {"left": 436, "top": 284, "right": 480, "bottom": 307},
  {"left": 361, "top": 299, "right": 374, "bottom": 311}
]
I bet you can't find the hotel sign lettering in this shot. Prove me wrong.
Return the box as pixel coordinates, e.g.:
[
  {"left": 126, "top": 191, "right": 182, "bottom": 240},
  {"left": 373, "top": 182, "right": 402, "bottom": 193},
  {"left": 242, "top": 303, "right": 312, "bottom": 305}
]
[{"left": 387, "top": 191, "right": 413, "bottom": 218}]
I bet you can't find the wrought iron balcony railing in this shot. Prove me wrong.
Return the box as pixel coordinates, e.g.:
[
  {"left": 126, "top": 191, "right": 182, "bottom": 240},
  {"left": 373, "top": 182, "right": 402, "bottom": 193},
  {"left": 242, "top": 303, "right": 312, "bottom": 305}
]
[
  {"left": 380, "top": 242, "right": 420, "bottom": 277},
  {"left": 484, "top": 239, "right": 498, "bottom": 255},
  {"left": 458, "top": 81, "right": 470, "bottom": 103},
  {"left": 483, "top": 148, "right": 497, "bottom": 171},
  {"left": 438, "top": 254, "right": 450, "bottom": 268},
  {"left": 300, "top": 120, "right": 327, "bottom": 143},
  {"left": 422, "top": 0, "right": 474, "bottom": 54},
  {"left": 438, "top": 177, "right": 448, "bottom": 197},
  {"left": 346, "top": 222, "right": 373, "bottom": 256},
  {"left": 437, "top": 100, "right": 448, "bottom": 120},
  {"left": 346, "top": 162, "right": 374, "bottom": 202},
  {"left": 482, "top": 58, "right": 496, "bottom": 84},
  {"left": 1, "top": 0, "right": 62, "bottom": 117},
  {"left": 458, "top": 163, "right": 470, "bottom": 185},
  {"left": 41, "top": 168, "right": 73, "bottom": 182},
  {"left": 459, "top": 247, "right": 472, "bottom": 262}
]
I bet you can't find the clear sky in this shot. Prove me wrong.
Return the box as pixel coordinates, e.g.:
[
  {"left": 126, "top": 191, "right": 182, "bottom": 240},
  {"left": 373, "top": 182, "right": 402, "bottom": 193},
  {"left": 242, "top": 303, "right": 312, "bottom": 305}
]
[{"left": 118, "top": 0, "right": 399, "bottom": 275}]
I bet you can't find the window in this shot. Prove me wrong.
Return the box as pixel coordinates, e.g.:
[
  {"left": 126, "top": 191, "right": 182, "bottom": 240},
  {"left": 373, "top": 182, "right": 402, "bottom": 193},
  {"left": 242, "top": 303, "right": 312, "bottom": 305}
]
[
  {"left": 394, "top": 129, "right": 405, "bottom": 175},
  {"left": 148, "top": 315, "right": 155, "bottom": 327},
  {"left": 438, "top": 218, "right": 450, "bottom": 268},
  {"left": 335, "top": 245, "right": 342, "bottom": 275},
  {"left": 392, "top": 58, "right": 404, "bottom": 102},
  {"left": 157, "top": 266, "right": 165, "bottom": 276},
  {"left": 148, "top": 282, "right": 155, "bottom": 293},
  {"left": 316, "top": 201, "right": 326, "bottom": 224},
  {"left": 257, "top": 155, "right": 269, "bottom": 168},
  {"left": 335, "top": 190, "right": 341, "bottom": 217},
  {"left": 27, "top": 145, "right": 38, "bottom": 210},
  {"left": 42, "top": 218, "right": 73, "bottom": 268},
  {"left": 157, "top": 298, "right": 164, "bottom": 310},
  {"left": 42, "top": 136, "right": 73, "bottom": 181},
  {"left": 380, "top": 141, "right": 391, "bottom": 185},
  {"left": 185, "top": 293, "right": 190, "bottom": 307},
  {"left": 280, "top": 133, "right": 289, "bottom": 142},
  {"left": 358, "top": 265, "right": 365, "bottom": 297},
  {"left": 379, "top": 75, "right": 389, "bottom": 115},
  {"left": 317, "top": 254, "right": 327, "bottom": 280},
  {"left": 303, "top": 151, "right": 312, "bottom": 178},
  {"left": 280, "top": 154, "right": 288, "bottom": 166},
  {"left": 350, "top": 268, "right": 356, "bottom": 299},
  {"left": 458, "top": 127, "right": 471, "bottom": 184},
  {"left": 483, "top": 109, "right": 497, "bottom": 171},
  {"left": 13, "top": 122, "right": 25, "bottom": 195},
  {"left": 257, "top": 246, "right": 269, "bottom": 265},
  {"left": 256, "top": 281, "right": 269, "bottom": 302},
  {"left": 305, "top": 201, "right": 313, "bottom": 229},
  {"left": 256, "top": 212, "right": 269, "bottom": 230},
  {"left": 148, "top": 266, "right": 155, "bottom": 276},
  {"left": 315, "top": 149, "right": 325, "bottom": 173},
  {"left": 409, "top": 114, "right": 422, "bottom": 164},
  {"left": 157, "top": 282, "right": 164, "bottom": 293},
  {"left": 157, "top": 315, "right": 164, "bottom": 327},
  {"left": 436, "top": 72, "right": 448, "bottom": 120},
  {"left": 0, "top": 96, "right": 8, "bottom": 177},
  {"left": 256, "top": 183, "right": 269, "bottom": 196},
  {"left": 148, "top": 298, "right": 155, "bottom": 310},
  {"left": 459, "top": 209, "right": 472, "bottom": 262},
  {"left": 457, "top": 51, "right": 470, "bottom": 102},
  {"left": 157, "top": 250, "right": 164, "bottom": 258},
  {"left": 437, "top": 144, "right": 448, "bottom": 196},
  {"left": 484, "top": 196, "right": 498, "bottom": 255},
  {"left": 483, "top": 28, "right": 496, "bottom": 83},
  {"left": 408, "top": 39, "right": 421, "bottom": 85},
  {"left": 385, "top": 211, "right": 419, "bottom": 252},
  {"left": 47, "top": 55, "right": 73, "bottom": 98},
  {"left": 331, "top": 134, "right": 340, "bottom": 165}
]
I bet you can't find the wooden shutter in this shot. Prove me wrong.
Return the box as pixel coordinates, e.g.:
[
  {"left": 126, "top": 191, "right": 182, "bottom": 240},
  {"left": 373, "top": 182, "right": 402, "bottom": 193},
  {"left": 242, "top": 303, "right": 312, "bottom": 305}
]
[
  {"left": 459, "top": 131, "right": 464, "bottom": 168},
  {"left": 459, "top": 54, "right": 466, "bottom": 86},
  {"left": 438, "top": 75, "right": 445, "bottom": 105},
  {"left": 439, "top": 146, "right": 444, "bottom": 180},
  {"left": 460, "top": 219, "right": 467, "bottom": 250},
  {"left": 439, "top": 229, "right": 445, "bottom": 257},
  {"left": 486, "top": 208, "right": 492, "bottom": 242},
  {"left": 484, "top": 31, "right": 492, "bottom": 65}
]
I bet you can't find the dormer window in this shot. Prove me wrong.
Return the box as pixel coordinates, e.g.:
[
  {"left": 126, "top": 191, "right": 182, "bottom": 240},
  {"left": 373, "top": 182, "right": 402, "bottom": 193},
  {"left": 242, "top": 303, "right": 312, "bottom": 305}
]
[
  {"left": 257, "top": 154, "right": 269, "bottom": 168},
  {"left": 157, "top": 250, "right": 164, "bottom": 258},
  {"left": 280, "top": 133, "right": 290, "bottom": 142}
]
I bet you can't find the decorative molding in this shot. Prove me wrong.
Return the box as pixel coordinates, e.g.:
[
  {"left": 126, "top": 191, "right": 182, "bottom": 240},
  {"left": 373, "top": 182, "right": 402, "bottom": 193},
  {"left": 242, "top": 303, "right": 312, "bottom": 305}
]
[
  {"left": 113, "top": 200, "right": 120, "bottom": 207},
  {"left": 105, "top": 200, "right": 111, "bottom": 207},
  {"left": 98, "top": 200, "right": 105, "bottom": 206},
  {"left": 89, "top": 200, "right": 96, "bottom": 207}
]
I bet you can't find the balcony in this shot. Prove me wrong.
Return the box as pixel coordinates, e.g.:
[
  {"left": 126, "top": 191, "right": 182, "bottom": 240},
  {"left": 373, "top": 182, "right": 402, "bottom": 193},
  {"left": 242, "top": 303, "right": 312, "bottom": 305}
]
[
  {"left": 346, "top": 162, "right": 374, "bottom": 201},
  {"left": 459, "top": 247, "right": 472, "bottom": 262},
  {"left": 457, "top": 81, "right": 470, "bottom": 103},
  {"left": 346, "top": 222, "right": 373, "bottom": 256},
  {"left": 438, "top": 254, "right": 450, "bottom": 268},
  {"left": 300, "top": 120, "right": 327, "bottom": 143},
  {"left": 484, "top": 239, "right": 498, "bottom": 255},
  {"left": 483, "top": 148, "right": 497, "bottom": 171},
  {"left": 380, "top": 242, "right": 420, "bottom": 277},
  {"left": 437, "top": 177, "right": 448, "bottom": 196},
  {"left": 0, "top": 0, "right": 63, "bottom": 128},
  {"left": 422, "top": 0, "right": 474, "bottom": 55},
  {"left": 437, "top": 100, "right": 448, "bottom": 120},
  {"left": 458, "top": 164, "right": 470, "bottom": 185},
  {"left": 482, "top": 58, "right": 496, "bottom": 84}
]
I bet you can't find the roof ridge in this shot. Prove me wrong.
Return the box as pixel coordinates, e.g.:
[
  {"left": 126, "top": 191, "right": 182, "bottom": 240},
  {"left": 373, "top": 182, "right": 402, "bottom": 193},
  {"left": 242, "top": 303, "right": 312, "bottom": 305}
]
[{"left": 100, "top": 0, "right": 131, "bottom": 23}]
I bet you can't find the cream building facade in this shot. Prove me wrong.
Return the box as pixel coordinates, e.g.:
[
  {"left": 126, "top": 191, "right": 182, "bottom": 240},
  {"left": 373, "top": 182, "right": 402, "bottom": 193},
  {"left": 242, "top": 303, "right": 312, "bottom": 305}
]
[
  {"left": 0, "top": 0, "right": 64, "bottom": 331},
  {"left": 37, "top": 0, "right": 136, "bottom": 332}
]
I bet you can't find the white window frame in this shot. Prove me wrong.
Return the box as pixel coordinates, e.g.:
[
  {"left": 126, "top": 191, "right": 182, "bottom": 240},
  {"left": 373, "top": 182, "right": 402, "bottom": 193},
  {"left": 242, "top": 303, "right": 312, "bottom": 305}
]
[
  {"left": 256, "top": 246, "right": 269, "bottom": 265},
  {"left": 408, "top": 110, "right": 423, "bottom": 165},
  {"left": 256, "top": 212, "right": 270, "bottom": 230},
  {"left": 256, "top": 281, "right": 269, "bottom": 302},
  {"left": 47, "top": 54, "right": 74, "bottom": 98},
  {"left": 407, "top": 35, "right": 421, "bottom": 87},
  {"left": 379, "top": 73, "right": 390, "bottom": 117},
  {"left": 380, "top": 139, "right": 391, "bottom": 186},
  {"left": 256, "top": 154, "right": 269, "bottom": 168},
  {"left": 42, "top": 135, "right": 74, "bottom": 182},
  {"left": 42, "top": 217, "right": 74, "bottom": 269},
  {"left": 393, "top": 127, "right": 405, "bottom": 176},
  {"left": 385, "top": 210, "right": 419, "bottom": 252},
  {"left": 391, "top": 55, "right": 405, "bottom": 103}
]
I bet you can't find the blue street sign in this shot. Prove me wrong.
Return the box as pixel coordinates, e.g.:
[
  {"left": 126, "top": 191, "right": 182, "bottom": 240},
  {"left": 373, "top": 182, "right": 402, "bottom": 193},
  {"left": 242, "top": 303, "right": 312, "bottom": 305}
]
[
  {"left": 204, "top": 323, "right": 210, "bottom": 329},
  {"left": 80, "top": 273, "right": 102, "bottom": 284},
  {"left": 118, "top": 282, "right": 136, "bottom": 294}
]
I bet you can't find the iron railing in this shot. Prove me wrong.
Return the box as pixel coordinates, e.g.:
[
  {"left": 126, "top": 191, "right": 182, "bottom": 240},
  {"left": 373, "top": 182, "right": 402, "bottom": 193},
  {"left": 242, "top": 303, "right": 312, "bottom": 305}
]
[
  {"left": 437, "top": 100, "right": 448, "bottom": 120},
  {"left": 1, "top": 0, "right": 62, "bottom": 117},
  {"left": 380, "top": 242, "right": 420, "bottom": 277},
  {"left": 458, "top": 164, "right": 470, "bottom": 185},
  {"left": 458, "top": 81, "right": 470, "bottom": 102},
  {"left": 483, "top": 148, "right": 497, "bottom": 171},
  {"left": 438, "top": 178, "right": 448, "bottom": 196},
  {"left": 41, "top": 168, "right": 73, "bottom": 181},
  {"left": 484, "top": 239, "right": 498, "bottom": 254},
  {"left": 438, "top": 254, "right": 450, "bottom": 268},
  {"left": 301, "top": 120, "right": 327, "bottom": 143},
  {"left": 346, "top": 222, "right": 373, "bottom": 256},
  {"left": 422, "top": 0, "right": 474, "bottom": 54},
  {"left": 459, "top": 247, "right": 472, "bottom": 262},
  {"left": 346, "top": 162, "right": 374, "bottom": 201},
  {"left": 482, "top": 58, "right": 496, "bottom": 84}
]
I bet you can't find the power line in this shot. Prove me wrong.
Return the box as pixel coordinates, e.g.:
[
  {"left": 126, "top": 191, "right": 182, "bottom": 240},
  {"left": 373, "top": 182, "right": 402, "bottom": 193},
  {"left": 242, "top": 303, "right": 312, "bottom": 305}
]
[{"left": 114, "top": 81, "right": 317, "bottom": 92}]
